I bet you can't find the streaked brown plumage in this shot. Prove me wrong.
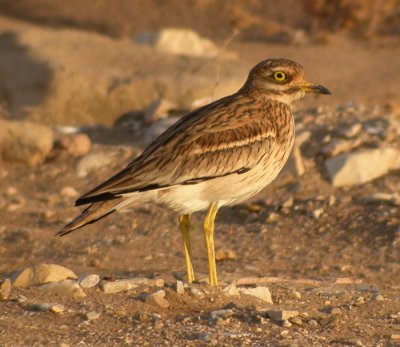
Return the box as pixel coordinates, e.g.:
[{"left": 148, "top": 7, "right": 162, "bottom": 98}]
[{"left": 58, "top": 58, "right": 330, "bottom": 286}]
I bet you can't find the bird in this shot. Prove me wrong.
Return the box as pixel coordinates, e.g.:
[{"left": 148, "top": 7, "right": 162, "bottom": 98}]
[{"left": 58, "top": 58, "right": 330, "bottom": 287}]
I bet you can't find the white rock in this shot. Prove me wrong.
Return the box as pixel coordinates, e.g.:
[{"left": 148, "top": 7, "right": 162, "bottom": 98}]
[
  {"left": 79, "top": 274, "right": 100, "bottom": 288},
  {"left": 0, "top": 120, "right": 53, "bottom": 166},
  {"left": 139, "top": 28, "right": 219, "bottom": 58},
  {"left": 10, "top": 263, "right": 78, "bottom": 287},
  {"left": 210, "top": 309, "right": 234, "bottom": 320},
  {"left": 338, "top": 123, "right": 362, "bottom": 138},
  {"left": 176, "top": 280, "right": 185, "bottom": 295},
  {"left": 60, "top": 186, "right": 79, "bottom": 198},
  {"left": 326, "top": 148, "right": 400, "bottom": 187},
  {"left": 101, "top": 278, "right": 164, "bottom": 294},
  {"left": 223, "top": 283, "right": 240, "bottom": 296},
  {"left": 0, "top": 279, "right": 11, "bottom": 300},
  {"left": 85, "top": 311, "right": 101, "bottom": 320},
  {"left": 239, "top": 286, "right": 273, "bottom": 304},
  {"left": 145, "top": 290, "right": 170, "bottom": 308},
  {"left": 40, "top": 279, "right": 86, "bottom": 298},
  {"left": 76, "top": 153, "right": 113, "bottom": 178}
]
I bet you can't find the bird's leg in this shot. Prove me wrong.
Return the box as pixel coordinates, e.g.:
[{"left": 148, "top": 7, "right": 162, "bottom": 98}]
[
  {"left": 179, "top": 214, "right": 195, "bottom": 284},
  {"left": 203, "top": 202, "right": 219, "bottom": 286}
]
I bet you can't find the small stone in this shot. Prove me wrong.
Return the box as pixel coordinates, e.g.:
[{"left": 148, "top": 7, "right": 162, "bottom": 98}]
[
  {"left": 145, "top": 290, "right": 170, "bottom": 308},
  {"left": 355, "top": 296, "right": 365, "bottom": 306},
  {"left": 281, "top": 320, "right": 292, "bottom": 328},
  {"left": 290, "top": 289, "right": 301, "bottom": 299},
  {"left": 246, "top": 203, "right": 262, "bottom": 212},
  {"left": 60, "top": 186, "right": 79, "bottom": 198},
  {"left": 329, "top": 307, "right": 342, "bottom": 315},
  {"left": 289, "top": 317, "right": 302, "bottom": 325},
  {"left": 190, "top": 286, "right": 205, "bottom": 299},
  {"left": 0, "top": 120, "right": 53, "bottom": 165},
  {"left": 79, "top": 274, "right": 100, "bottom": 289},
  {"left": 320, "top": 315, "right": 340, "bottom": 328},
  {"left": 58, "top": 133, "right": 91, "bottom": 156},
  {"left": 280, "top": 330, "right": 289, "bottom": 337},
  {"left": 85, "top": 311, "right": 101, "bottom": 320},
  {"left": 281, "top": 197, "right": 294, "bottom": 208},
  {"left": 372, "top": 293, "right": 384, "bottom": 301},
  {"left": 40, "top": 280, "right": 86, "bottom": 298},
  {"left": 15, "top": 295, "right": 27, "bottom": 303},
  {"left": 308, "top": 319, "right": 318, "bottom": 327},
  {"left": 139, "top": 28, "right": 219, "bottom": 58},
  {"left": 223, "top": 283, "right": 240, "bottom": 296},
  {"left": 391, "top": 334, "right": 400, "bottom": 340},
  {"left": 267, "top": 310, "right": 299, "bottom": 322},
  {"left": 9, "top": 263, "right": 78, "bottom": 287},
  {"left": 239, "top": 286, "right": 273, "bottom": 304},
  {"left": 210, "top": 309, "right": 234, "bottom": 320},
  {"left": 49, "top": 304, "right": 65, "bottom": 314},
  {"left": 215, "top": 248, "right": 237, "bottom": 261},
  {"left": 101, "top": 277, "right": 164, "bottom": 294},
  {"left": 76, "top": 153, "right": 113, "bottom": 178},
  {"left": 266, "top": 212, "right": 279, "bottom": 222},
  {"left": 176, "top": 280, "right": 185, "bottom": 295},
  {"left": 282, "top": 145, "right": 305, "bottom": 177},
  {"left": 0, "top": 279, "right": 11, "bottom": 300},
  {"left": 313, "top": 208, "right": 323, "bottom": 219}
]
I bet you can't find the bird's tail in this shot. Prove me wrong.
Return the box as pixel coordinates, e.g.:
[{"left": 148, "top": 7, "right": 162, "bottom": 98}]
[{"left": 56, "top": 197, "right": 134, "bottom": 236}]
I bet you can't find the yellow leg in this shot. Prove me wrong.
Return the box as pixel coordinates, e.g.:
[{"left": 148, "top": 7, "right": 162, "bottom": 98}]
[
  {"left": 203, "top": 202, "right": 219, "bottom": 286},
  {"left": 179, "top": 214, "right": 195, "bottom": 284}
]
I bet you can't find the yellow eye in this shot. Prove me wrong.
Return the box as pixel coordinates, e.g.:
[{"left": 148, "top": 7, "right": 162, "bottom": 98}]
[{"left": 273, "top": 71, "right": 287, "bottom": 82}]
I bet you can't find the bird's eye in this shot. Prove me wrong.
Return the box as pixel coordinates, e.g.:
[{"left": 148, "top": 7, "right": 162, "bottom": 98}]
[{"left": 273, "top": 71, "right": 287, "bottom": 82}]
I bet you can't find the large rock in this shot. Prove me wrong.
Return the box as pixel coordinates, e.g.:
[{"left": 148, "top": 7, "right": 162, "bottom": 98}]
[
  {"left": 138, "top": 28, "right": 219, "bottom": 58},
  {"left": 9, "top": 263, "right": 77, "bottom": 287},
  {"left": 326, "top": 148, "right": 400, "bottom": 187},
  {"left": 0, "top": 120, "right": 53, "bottom": 165}
]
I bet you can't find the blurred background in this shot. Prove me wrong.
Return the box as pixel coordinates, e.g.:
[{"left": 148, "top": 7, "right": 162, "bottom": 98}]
[{"left": 0, "top": 0, "right": 399, "bottom": 125}]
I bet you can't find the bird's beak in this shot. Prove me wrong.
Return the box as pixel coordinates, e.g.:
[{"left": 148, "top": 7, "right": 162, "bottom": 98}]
[{"left": 300, "top": 83, "right": 331, "bottom": 95}]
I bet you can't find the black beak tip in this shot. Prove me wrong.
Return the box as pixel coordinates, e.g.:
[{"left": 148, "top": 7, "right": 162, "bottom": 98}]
[{"left": 317, "top": 85, "right": 331, "bottom": 95}]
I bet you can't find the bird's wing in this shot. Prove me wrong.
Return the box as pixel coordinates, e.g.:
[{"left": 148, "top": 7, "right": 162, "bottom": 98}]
[{"left": 76, "top": 94, "right": 279, "bottom": 205}]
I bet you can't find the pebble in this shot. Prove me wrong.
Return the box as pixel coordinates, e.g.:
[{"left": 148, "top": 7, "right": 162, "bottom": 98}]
[
  {"left": 312, "top": 208, "right": 324, "bottom": 219},
  {"left": 210, "top": 309, "right": 234, "bottom": 320},
  {"left": 391, "top": 334, "right": 400, "bottom": 340},
  {"left": 40, "top": 279, "right": 86, "bottom": 298},
  {"left": 308, "top": 319, "right": 318, "bottom": 327},
  {"left": 372, "top": 293, "right": 384, "bottom": 301},
  {"left": 267, "top": 310, "right": 299, "bottom": 322},
  {"left": 339, "top": 123, "right": 362, "bottom": 138},
  {"left": 329, "top": 307, "right": 342, "bottom": 315},
  {"left": 223, "top": 283, "right": 240, "bottom": 296},
  {"left": 289, "top": 317, "right": 302, "bottom": 325},
  {"left": 76, "top": 153, "right": 113, "bottom": 178},
  {"left": 58, "top": 133, "right": 91, "bottom": 156},
  {"left": 0, "top": 279, "right": 11, "bottom": 300},
  {"left": 28, "top": 303, "right": 64, "bottom": 313},
  {"left": 60, "top": 186, "right": 79, "bottom": 198},
  {"left": 290, "top": 289, "right": 301, "bottom": 299},
  {"left": 239, "top": 286, "right": 273, "bottom": 304},
  {"left": 85, "top": 311, "right": 101, "bottom": 320},
  {"left": 0, "top": 119, "right": 53, "bottom": 166},
  {"left": 176, "top": 280, "right": 185, "bottom": 295},
  {"left": 101, "top": 278, "right": 164, "bottom": 294},
  {"left": 145, "top": 290, "right": 170, "bottom": 308},
  {"left": 10, "top": 263, "right": 78, "bottom": 287},
  {"left": 79, "top": 274, "right": 100, "bottom": 289}
]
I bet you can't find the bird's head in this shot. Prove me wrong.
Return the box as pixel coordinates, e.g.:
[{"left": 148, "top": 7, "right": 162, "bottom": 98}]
[{"left": 242, "top": 58, "right": 331, "bottom": 104}]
